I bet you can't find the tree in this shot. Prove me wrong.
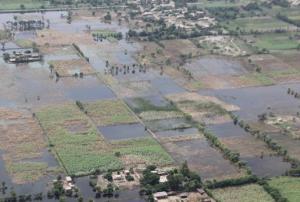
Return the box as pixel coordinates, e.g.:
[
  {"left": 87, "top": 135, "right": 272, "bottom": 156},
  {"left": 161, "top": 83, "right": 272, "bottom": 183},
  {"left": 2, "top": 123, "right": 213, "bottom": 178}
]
[
  {"left": 167, "top": 173, "right": 184, "bottom": 191},
  {"left": 104, "top": 12, "right": 112, "bottom": 21}
]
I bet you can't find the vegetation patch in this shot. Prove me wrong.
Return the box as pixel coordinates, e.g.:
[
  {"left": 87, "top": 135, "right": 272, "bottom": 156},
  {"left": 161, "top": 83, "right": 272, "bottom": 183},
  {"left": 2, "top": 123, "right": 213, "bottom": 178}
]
[
  {"left": 36, "top": 103, "right": 123, "bottom": 175},
  {"left": 268, "top": 177, "right": 300, "bottom": 202},
  {"left": 211, "top": 184, "right": 274, "bottom": 202},
  {"left": 83, "top": 99, "right": 138, "bottom": 126},
  {"left": 139, "top": 110, "right": 184, "bottom": 121},
  {"left": 249, "top": 33, "right": 300, "bottom": 51},
  {"left": 111, "top": 137, "right": 174, "bottom": 167},
  {"left": 166, "top": 92, "right": 236, "bottom": 124},
  {"left": 0, "top": 108, "right": 48, "bottom": 184},
  {"left": 223, "top": 17, "right": 296, "bottom": 33},
  {"left": 6, "top": 162, "right": 48, "bottom": 184}
]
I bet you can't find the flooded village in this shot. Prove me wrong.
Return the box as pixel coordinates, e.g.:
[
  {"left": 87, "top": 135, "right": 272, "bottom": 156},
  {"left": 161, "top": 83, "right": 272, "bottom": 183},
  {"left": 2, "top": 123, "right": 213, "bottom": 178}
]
[{"left": 0, "top": 0, "right": 300, "bottom": 201}]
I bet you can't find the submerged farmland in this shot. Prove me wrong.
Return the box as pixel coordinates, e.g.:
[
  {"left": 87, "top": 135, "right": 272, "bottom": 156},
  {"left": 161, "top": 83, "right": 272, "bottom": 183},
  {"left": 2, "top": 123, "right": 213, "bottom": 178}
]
[{"left": 0, "top": 0, "right": 300, "bottom": 201}]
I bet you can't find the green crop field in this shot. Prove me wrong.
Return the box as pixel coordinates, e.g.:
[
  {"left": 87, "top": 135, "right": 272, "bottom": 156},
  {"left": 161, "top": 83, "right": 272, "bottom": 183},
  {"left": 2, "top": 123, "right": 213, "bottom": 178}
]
[
  {"left": 112, "top": 137, "right": 174, "bottom": 166},
  {"left": 224, "top": 17, "right": 295, "bottom": 32},
  {"left": 252, "top": 34, "right": 300, "bottom": 51},
  {"left": 211, "top": 184, "right": 274, "bottom": 202},
  {"left": 36, "top": 103, "right": 123, "bottom": 175},
  {"left": 83, "top": 99, "right": 138, "bottom": 126},
  {"left": 269, "top": 177, "right": 300, "bottom": 202}
]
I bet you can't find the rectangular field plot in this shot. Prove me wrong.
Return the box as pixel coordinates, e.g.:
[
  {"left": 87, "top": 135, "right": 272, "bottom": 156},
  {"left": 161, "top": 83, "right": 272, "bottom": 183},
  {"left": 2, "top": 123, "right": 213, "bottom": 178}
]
[
  {"left": 83, "top": 99, "right": 138, "bottom": 126},
  {"left": 126, "top": 96, "right": 184, "bottom": 121},
  {"left": 250, "top": 115, "right": 300, "bottom": 162},
  {"left": 269, "top": 177, "right": 300, "bottom": 202},
  {"left": 145, "top": 118, "right": 192, "bottom": 132},
  {"left": 111, "top": 137, "right": 174, "bottom": 167},
  {"left": 211, "top": 184, "right": 274, "bottom": 202},
  {"left": 224, "top": 17, "right": 296, "bottom": 32},
  {"left": 208, "top": 123, "right": 291, "bottom": 177},
  {"left": 36, "top": 103, "right": 123, "bottom": 175},
  {"left": 166, "top": 92, "right": 238, "bottom": 125},
  {"left": 98, "top": 123, "right": 150, "bottom": 140},
  {"left": 0, "top": 108, "right": 52, "bottom": 184},
  {"left": 49, "top": 59, "right": 96, "bottom": 77},
  {"left": 160, "top": 134, "right": 245, "bottom": 181},
  {"left": 246, "top": 33, "right": 300, "bottom": 51}
]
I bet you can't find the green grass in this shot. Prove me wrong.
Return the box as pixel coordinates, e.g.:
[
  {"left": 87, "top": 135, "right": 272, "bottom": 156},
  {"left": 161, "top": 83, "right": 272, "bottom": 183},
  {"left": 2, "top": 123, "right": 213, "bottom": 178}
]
[
  {"left": 83, "top": 99, "right": 138, "bottom": 126},
  {"left": 269, "top": 177, "right": 300, "bottom": 202},
  {"left": 211, "top": 184, "right": 274, "bottom": 202},
  {"left": 223, "top": 17, "right": 294, "bottom": 32},
  {"left": 253, "top": 34, "right": 300, "bottom": 51},
  {"left": 112, "top": 137, "right": 174, "bottom": 166},
  {"left": 36, "top": 103, "right": 123, "bottom": 175}
]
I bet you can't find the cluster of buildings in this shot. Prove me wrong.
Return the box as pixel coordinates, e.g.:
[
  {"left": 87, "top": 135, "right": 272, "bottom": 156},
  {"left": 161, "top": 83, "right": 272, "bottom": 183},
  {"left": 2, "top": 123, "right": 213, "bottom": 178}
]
[
  {"left": 3, "top": 50, "right": 41, "bottom": 63},
  {"left": 5, "top": 15, "right": 47, "bottom": 31},
  {"left": 128, "top": 0, "right": 215, "bottom": 30}
]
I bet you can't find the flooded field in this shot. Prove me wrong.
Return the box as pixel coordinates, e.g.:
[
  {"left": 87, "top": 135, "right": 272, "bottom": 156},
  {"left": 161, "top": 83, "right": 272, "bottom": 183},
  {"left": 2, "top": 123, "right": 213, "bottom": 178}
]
[
  {"left": 208, "top": 123, "right": 291, "bottom": 177},
  {"left": 162, "top": 138, "right": 245, "bottom": 181},
  {"left": 0, "top": 6, "right": 299, "bottom": 201},
  {"left": 183, "top": 55, "right": 249, "bottom": 77},
  {"left": 99, "top": 123, "right": 149, "bottom": 140},
  {"left": 200, "top": 83, "right": 300, "bottom": 121}
]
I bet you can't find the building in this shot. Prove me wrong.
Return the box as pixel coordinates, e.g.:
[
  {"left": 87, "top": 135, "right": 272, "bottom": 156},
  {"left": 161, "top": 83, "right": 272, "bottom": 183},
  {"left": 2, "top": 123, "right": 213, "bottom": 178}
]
[{"left": 153, "top": 191, "right": 168, "bottom": 201}]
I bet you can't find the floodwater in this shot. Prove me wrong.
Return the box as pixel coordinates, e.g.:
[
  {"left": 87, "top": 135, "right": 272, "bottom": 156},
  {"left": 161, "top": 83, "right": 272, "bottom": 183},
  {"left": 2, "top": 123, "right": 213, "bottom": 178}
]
[
  {"left": 0, "top": 149, "right": 58, "bottom": 201},
  {"left": 244, "top": 155, "right": 290, "bottom": 177},
  {"left": 76, "top": 176, "right": 144, "bottom": 202},
  {"left": 163, "top": 139, "right": 243, "bottom": 180},
  {"left": 199, "top": 83, "right": 300, "bottom": 121},
  {"left": 156, "top": 127, "right": 199, "bottom": 138},
  {"left": 63, "top": 76, "right": 116, "bottom": 101},
  {"left": 208, "top": 123, "right": 291, "bottom": 177},
  {"left": 145, "top": 118, "right": 192, "bottom": 132},
  {"left": 184, "top": 55, "right": 248, "bottom": 77},
  {"left": 98, "top": 123, "right": 149, "bottom": 140},
  {"left": 125, "top": 95, "right": 170, "bottom": 109}
]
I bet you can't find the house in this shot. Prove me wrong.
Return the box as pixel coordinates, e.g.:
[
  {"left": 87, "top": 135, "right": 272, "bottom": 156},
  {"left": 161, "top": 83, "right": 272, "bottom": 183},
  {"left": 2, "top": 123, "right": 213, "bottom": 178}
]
[
  {"left": 65, "top": 176, "right": 72, "bottom": 182},
  {"left": 159, "top": 175, "right": 168, "bottom": 183},
  {"left": 153, "top": 191, "right": 168, "bottom": 201},
  {"left": 113, "top": 174, "right": 123, "bottom": 181}
]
